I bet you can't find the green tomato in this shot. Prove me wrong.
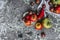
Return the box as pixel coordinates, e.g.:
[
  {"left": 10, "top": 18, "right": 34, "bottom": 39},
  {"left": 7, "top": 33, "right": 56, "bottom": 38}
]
[
  {"left": 53, "top": 0, "right": 60, "bottom": 5},
  {"left": 43, "top": 18, "right": 52, "bottom": 29}
]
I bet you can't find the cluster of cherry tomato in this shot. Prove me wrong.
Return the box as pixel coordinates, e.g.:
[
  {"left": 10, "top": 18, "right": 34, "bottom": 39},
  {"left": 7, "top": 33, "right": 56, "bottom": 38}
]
[
  {"left": 22, "top": 8, "right": 47, "bottom": 37},
  {"left": 22, "top": 7, "right": 52, "bottom": 31},
  {"left": 49, "top": 0, "right": 60, "bottom": 14},
  {"left": 22, "top": 0, "right": 53, "bottom": 38}
]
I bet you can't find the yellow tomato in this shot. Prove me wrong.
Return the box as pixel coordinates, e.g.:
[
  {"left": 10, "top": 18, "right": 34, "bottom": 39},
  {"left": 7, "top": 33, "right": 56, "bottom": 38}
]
[{"left": 35, "top": 22, "right": 43, "bottom": 30}]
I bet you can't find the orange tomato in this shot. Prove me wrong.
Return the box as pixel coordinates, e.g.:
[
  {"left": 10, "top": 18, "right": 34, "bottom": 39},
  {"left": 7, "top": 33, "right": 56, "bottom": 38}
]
[
  {"left": 30, "top": 14, "right": 37, "bottom": 22},
  {"left": 35, "top": 22, "right": 43, "bottom": 30},
  {"left": 55, "top": 6, "right": 60, "bottom": 14},
  {"left": 24, "top": 19, "right": 31, "bottom": 26}
]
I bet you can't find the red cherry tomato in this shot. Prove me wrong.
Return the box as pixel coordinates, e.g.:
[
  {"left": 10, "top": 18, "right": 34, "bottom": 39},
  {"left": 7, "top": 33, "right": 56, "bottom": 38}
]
[
  {"left": 35, "top": 22, "right": 43, "bottom": 30},
  {"left": 25, "top": 15, "right": 31, "bottom": 20},
  {"left": 30, "top": 14, "right": 37, "bottom": 22},
  {"left": 36, "top": 0, "right": 40, "bottom": 4},
  {"left": 55, "top": 5, "right": 60, "bottom": 14},
  {"left": 37, "top": 8, "right": 44, "bottom": 20},
  {"left": 41, "top": 32, "right": 46, "bottom": 37}
]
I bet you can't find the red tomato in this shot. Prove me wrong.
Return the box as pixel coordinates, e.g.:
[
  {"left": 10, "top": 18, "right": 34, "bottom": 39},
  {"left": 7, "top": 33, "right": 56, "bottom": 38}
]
[
  {"left": 25, "top": 15, "right": 31, "bottom": 20},
  {"left": 55, "top": 5, "right": 60, "bottom": 14},
  {"left": 37, "top": 8, "right": 44, "bottom": 20},
  {"left": 41, "top": 32, "right": 46, "bottom": 37},
  {"left": 30, "top": 14, "right": 37, "bottom": 22},
  {"left": 36, "top": 0, "right": 40, "bottom": 4}
]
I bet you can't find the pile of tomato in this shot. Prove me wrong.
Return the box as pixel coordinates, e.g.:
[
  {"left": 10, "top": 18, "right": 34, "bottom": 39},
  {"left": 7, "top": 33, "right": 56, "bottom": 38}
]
[
  {"left": 22, "top": 0, "right": 54, "bottom": 38},
  {"left": 49, "top": 0, "right": 60, "bottom": 14},
  {"left": 22, "top": 7, "right": 52, "bottom": 30}
]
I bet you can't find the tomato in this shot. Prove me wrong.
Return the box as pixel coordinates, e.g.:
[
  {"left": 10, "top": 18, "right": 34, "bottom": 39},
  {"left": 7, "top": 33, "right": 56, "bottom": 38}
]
[
  {"left": 35, "top": 22, "right": 43, "bottom": 30},
  {"left": 24, "top": 19, "right": 31, "bottom": 26},
  {"left": 43, "top": 18, "right": 52, "bottom": 29},
  {"left": 37, "top": 8, "right": 44, "bottom": 20},
  {"left": 50, "top": 7, "right": 54, "bottom": 12},
  {"left": 36, "top": 0, "right": 40, "bottom": 4},
  {"left": 25, "top": 15, "right": 31, "bottom": 20},
  {"left": 30, "top": 14, "right": 37, "bottom": 22},
  {"left": 41, "top": 32, "right": 46, "bottom": 37},
  {"left": 55, "top": 5, "right": 60, "bottom": 14},
  {"left": 42, "top": 4, "right": 46, "bottom": 8}
]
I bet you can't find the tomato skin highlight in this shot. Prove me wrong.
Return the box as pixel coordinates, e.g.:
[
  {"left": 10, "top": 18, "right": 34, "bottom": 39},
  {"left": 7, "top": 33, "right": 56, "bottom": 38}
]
[{"left": 37, "top": 8, "right": 44, "bottom": 20}]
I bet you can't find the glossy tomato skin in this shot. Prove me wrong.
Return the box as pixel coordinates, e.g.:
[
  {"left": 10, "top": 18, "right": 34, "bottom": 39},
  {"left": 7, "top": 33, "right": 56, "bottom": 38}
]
[
  {"left": 25, "top": 15, "right": 31, "bottom": 20},
  {"left": 55, "top": 5, "right": 60, "bottom": 14},
  {"left": 30, "top": 14, "right": 37, "bottom": 22},
  {"left": 37, "top": 8, "right": 44, "bottom": 20},
  {"left": 41, "top": 32, "right": 46, "bottom": 37},
  {"left": 24, "top": 19, "right": 31, "bottom": 26},
  {"left": 42, "top": 18, "right": 52, "bottom": 29},
  {"left": 35, "top": 22, "right": 43, "bottom": 30}
]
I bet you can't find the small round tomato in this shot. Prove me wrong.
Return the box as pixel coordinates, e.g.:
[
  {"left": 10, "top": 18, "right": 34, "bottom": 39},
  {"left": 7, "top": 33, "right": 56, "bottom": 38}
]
[
  {"left": 36, "top": 0, "right": 40, "bottom": 4},
  {"left": 24, "top": 14, "right": 31, "bottom": 21},
  {"left": 30, "top": 2, "right": 35, "bottom": 6},
  {"left": 28, "top": 11, "right": 33, "bottom": 15},
  {"left": 41, "top": 32, "right": 46, "bottom": 37},
  {"left": 42, "top": 4, "right": 46, "bottom": 8},
  {"left": 43, "top": 18, "right": 52, "bottom": 29},
  {"left": 30, "top": 14, "right": 37, "bottom": 22},
  {"left": 55, "top": 5, "right": 60, "bottom": 14},
  {"left": 24, "top": 19, "right": 31, "bottom": 26},
  {"left": 35, "top": 22, "right": 43, "bottom": 30}
]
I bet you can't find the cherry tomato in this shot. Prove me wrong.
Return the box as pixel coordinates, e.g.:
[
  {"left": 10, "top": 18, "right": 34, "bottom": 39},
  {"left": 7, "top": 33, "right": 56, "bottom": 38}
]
[
  {"left": 35, "top": 22, "right": 43, "bottom": 30},
  {"left": 37, "top": 8, "right": 44, "bottom": 20},
  {"left": 24, "top": 19, "right": 31, "bottom": 26},
  {"left": 55, "top": 5, "right": 60, "bottom": 14},
  {"left": 30, "top": 14, "right": 37, "bottom": 22}
]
